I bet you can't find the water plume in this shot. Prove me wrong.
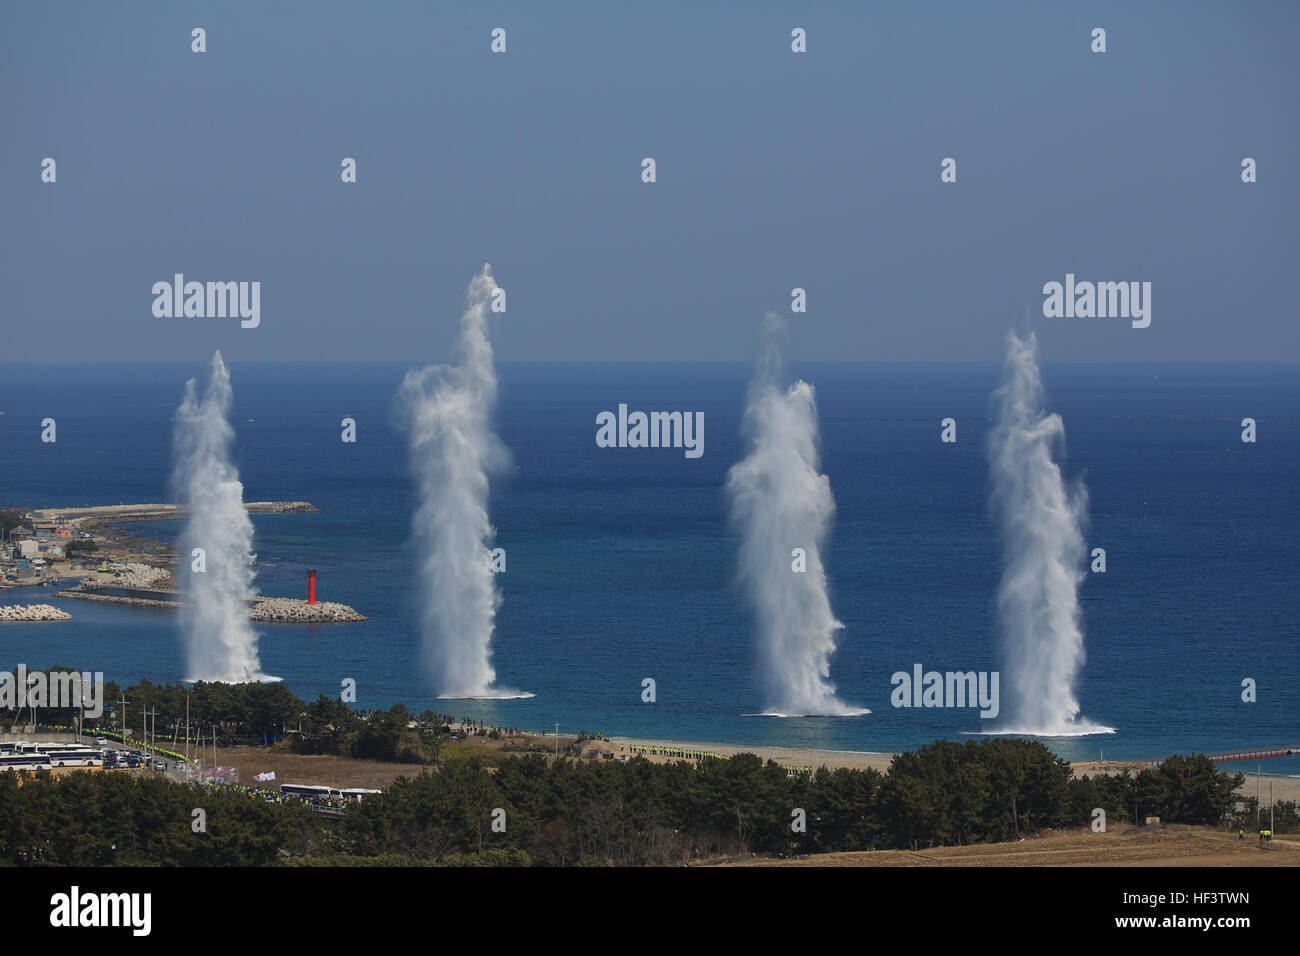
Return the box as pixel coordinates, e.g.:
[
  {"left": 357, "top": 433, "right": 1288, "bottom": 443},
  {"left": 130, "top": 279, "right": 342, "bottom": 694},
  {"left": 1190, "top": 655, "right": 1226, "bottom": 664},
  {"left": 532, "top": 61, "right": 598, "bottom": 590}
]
[
  {"left": 988, "top": 330, "right": 1110, "bottom": 735},
  {"left": 171, "top": 351, "right": 271, "bottom": 683},
  {"left": 727, "top": 312, "right": 867, "bottom": 718},
  {"left": 399, "top": 264, "right": 530, "bottom": 700}
]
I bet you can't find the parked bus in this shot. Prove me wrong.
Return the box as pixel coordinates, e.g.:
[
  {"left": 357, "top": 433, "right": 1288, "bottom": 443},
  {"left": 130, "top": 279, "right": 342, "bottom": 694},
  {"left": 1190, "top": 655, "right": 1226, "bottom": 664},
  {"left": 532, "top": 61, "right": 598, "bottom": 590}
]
[
  {"left": 0, "top": 753, "right": 53, "bottom": 772},
  {"left": 341, "top": 788, "right": 382, "bottom": 803},
  {"left": 279, "top": 784, "right": 343, "bottom": 799},
  {"left": 36, "top": 746, "right": 104, "bottom": 767}
]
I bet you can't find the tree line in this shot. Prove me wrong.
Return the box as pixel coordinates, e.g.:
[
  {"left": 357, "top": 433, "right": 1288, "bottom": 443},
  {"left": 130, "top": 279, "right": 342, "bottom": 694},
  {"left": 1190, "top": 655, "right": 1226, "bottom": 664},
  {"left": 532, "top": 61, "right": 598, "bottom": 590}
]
[
  {"left": 2, "top": 672, "right": 445, "bottom": 762},
  {"left": 0, "top": 737, "right": 1253, "bottom": 867}
]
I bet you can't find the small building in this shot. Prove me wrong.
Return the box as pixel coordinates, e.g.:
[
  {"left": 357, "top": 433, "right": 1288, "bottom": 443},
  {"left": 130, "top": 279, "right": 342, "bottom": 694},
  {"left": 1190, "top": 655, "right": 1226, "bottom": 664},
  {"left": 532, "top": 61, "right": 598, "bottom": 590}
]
[
  {"left": 17, "top": 540, "right": 39, "bottom": 559},
  {"left": 9, "top": 525, "right": 32, "bottom": 541}
]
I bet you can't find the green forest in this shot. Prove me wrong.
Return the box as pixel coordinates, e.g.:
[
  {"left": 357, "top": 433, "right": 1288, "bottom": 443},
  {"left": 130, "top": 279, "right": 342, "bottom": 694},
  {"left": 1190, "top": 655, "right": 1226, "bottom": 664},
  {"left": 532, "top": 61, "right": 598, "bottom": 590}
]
[{"left": 0, "top": 736, "right": 1265, "bottom": 867}]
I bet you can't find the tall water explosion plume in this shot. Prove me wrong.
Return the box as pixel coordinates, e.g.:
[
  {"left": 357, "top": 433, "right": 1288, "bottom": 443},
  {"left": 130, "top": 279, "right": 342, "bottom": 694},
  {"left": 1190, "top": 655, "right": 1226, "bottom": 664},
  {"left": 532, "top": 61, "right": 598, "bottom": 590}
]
[
  {"left": 988, "top": 330, "right": 1110, "bottom": 735},
  {"left": 726, "top": 312, "right": 866, "bottom": 718},
  {"left": 171, "top": 350, "right": 269, "bottom": 683},
  {"left": 399, "top": 264, "right": 530, "bottom": 700}
]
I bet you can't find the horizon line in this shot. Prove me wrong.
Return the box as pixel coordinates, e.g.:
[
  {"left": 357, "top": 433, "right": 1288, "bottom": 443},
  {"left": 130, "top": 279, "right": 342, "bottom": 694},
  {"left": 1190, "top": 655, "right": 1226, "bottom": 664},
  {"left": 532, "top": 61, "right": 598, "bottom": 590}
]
[{"left": 2, "top": 358, "right": 1298, "bottom": 367}]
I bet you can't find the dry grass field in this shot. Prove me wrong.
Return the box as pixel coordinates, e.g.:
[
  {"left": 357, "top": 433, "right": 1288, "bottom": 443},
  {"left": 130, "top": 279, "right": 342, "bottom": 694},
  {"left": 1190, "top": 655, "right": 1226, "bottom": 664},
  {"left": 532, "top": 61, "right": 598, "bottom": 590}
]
[{"left": 726, "top": 824, "right": 1300, "bottom": 867}]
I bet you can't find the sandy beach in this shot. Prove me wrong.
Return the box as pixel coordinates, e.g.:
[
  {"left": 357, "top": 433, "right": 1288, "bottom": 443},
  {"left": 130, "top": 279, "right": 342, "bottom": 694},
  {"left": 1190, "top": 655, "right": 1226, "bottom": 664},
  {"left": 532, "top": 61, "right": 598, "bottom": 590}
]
[{"left": 604, "top": 736, "right": 896, "bottom": 772}]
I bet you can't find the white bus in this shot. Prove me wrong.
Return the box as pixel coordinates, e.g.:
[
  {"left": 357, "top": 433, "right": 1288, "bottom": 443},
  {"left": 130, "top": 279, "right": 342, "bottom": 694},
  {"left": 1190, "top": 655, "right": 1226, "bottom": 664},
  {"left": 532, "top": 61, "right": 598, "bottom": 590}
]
[
  {"left": 279, "top": 784, "right": 343, "bottom": 799},
  {"left": 36, "top": 745, "right": 104, "bottom": 767},
  {"left": 341, "top": 788, "right": 382, "bottom": 803},
  {"left": 0, "top": 753, "right": 53, "bottom": 772}
]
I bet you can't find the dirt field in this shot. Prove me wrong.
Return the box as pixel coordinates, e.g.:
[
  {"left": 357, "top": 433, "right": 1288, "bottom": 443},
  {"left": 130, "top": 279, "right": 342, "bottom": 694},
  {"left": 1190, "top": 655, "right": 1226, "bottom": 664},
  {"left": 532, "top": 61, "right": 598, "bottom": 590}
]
[
  {"left": 727, "top": 824, "right": 1300, "bottom": 867},
  {"left": 212, "top": 734, "right": 560, "bottom": 789},
  {"left": 213, "top": 746, "right": 429, "bottom": 789}
]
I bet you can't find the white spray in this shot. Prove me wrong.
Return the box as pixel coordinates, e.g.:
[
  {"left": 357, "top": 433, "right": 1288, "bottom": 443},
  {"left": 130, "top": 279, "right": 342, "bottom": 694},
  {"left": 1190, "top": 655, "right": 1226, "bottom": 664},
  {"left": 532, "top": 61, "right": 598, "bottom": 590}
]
[
  {"left": 727, "top": 312, "right": 866, "bottom": 717},
  {"left": 988, "top": 330, "right": 1108, "bottom": 735},
  {"left": 400, "top": 264, "right": 529, "bottom": 700},
  {"left": 171, "top": 351, "right": 269, "bottom": 683}
]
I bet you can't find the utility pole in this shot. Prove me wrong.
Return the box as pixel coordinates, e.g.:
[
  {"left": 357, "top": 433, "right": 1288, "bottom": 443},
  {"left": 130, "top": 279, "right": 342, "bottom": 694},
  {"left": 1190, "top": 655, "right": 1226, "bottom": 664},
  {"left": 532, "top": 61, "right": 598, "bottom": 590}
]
[
  {"left": 23, "top": 676, "right": 38, "bottom": 732},
  {"left": 185, "top": 695, "right": 190, "bottom": 761},
  {"left": 119, "top": 693, "right": 130, "bottom": 742},
  {"left": 555, "top": 723, "right": 559, "bottom": 760}
]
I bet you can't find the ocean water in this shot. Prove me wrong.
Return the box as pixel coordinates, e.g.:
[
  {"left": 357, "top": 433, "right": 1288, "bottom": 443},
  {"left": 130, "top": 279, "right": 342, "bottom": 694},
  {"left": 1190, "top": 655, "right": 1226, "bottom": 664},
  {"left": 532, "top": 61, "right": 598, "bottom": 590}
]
[{"left": 1, "top": 362, "right": 1297, "bottom": 768}]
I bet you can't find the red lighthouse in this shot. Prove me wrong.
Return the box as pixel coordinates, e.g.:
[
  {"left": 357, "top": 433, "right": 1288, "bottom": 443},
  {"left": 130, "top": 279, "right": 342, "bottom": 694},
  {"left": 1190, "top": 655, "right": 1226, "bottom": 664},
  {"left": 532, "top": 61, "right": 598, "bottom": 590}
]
[{"left": 307, "top": 569, "right": 317, "bottom": 605}]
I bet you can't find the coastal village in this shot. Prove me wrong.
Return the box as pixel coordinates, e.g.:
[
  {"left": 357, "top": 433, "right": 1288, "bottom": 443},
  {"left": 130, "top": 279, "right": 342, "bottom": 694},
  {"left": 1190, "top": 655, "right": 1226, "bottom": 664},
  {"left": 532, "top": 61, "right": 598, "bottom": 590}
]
[
  {"left": 0, "top": 503, "right": 364, "bottom": 622},
  {"left": 0, "top": 512, "right": 114, "bottom": 587},
  {"left": 1, "top": 506, "right": 178, "bottom": 592}
]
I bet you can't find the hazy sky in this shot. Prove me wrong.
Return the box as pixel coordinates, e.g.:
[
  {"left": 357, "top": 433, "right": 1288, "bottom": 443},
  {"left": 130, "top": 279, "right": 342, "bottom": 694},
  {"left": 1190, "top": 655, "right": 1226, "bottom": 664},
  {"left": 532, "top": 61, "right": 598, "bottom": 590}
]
[{"left": 2, "top": 1, "right": 1296, "bottom": 363}]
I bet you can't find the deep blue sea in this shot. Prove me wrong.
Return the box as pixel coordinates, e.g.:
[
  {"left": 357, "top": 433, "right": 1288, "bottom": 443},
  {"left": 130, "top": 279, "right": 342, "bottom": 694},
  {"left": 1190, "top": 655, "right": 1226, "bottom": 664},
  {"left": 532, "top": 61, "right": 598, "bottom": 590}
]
[{"left": 1, "top": 362, "right": 1297, "bottom": 769}]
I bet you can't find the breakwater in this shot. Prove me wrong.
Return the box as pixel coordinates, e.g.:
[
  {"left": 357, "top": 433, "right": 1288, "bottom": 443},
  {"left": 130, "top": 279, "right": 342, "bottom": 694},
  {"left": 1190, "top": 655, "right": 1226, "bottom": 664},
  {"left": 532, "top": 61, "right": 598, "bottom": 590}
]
[
  {"left": 53, "top": 585, "right": 366, "bottom": 622},
  {"left": 250, "top": 598, "right": 367, "bottom": 623},
  {"left": 0, "top": 604, "right": 72, "bottom": 622},
  {"left": 30, "top": 501, "right": 319, "bottom": 531}
]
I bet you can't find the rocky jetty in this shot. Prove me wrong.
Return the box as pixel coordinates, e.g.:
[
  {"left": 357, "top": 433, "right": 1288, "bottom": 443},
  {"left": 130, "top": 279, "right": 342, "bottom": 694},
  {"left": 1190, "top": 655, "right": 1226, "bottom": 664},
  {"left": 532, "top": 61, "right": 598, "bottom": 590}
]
[
  {"left": 56, "top": 590, "right": 177, "bottom": 610},
  {"left": 0, "top": 604, "right": 72, "bottom": 622},
  {"left": 29, "top": 501, "right": 319, "bottom": 527},
  {"left": 52, "top": 579, "right": 366, "bottom": 622},
  {"left": 98, "top": 563, "right": 173, "bottom": 589},
  {"left": 250, "top": 598, "right": 368, "bottom": 623},
  {"left": 247, "top": 501, "right": 319, "bottom": 514}
]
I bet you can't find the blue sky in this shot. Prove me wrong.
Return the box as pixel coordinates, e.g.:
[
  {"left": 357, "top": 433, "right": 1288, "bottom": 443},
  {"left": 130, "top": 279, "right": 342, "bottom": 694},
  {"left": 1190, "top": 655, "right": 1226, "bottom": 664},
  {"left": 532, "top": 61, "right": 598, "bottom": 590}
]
[{"left": 2, "top": 1, "right": 1296, "bottom": 362}]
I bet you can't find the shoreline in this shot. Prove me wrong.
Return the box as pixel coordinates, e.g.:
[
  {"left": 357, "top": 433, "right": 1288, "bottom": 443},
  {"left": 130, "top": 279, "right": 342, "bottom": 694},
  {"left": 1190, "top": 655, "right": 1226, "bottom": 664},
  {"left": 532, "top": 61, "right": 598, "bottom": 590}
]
[{"left": 605, "top": 736, "right": 897, "bottom": 772}]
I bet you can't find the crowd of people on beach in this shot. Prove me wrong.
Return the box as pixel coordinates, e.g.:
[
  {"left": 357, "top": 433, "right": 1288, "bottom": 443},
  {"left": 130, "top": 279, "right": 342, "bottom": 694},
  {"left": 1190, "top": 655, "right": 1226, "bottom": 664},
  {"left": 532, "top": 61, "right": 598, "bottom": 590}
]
[
  {"left": 621, "top": 744, "right": 813, "bottom": 775},
  {"left": 626, "top": 744, "right": 726, "bottom": 762},
  {"left": 414, "top": 713, "right": 530, "bottom": 738}
]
